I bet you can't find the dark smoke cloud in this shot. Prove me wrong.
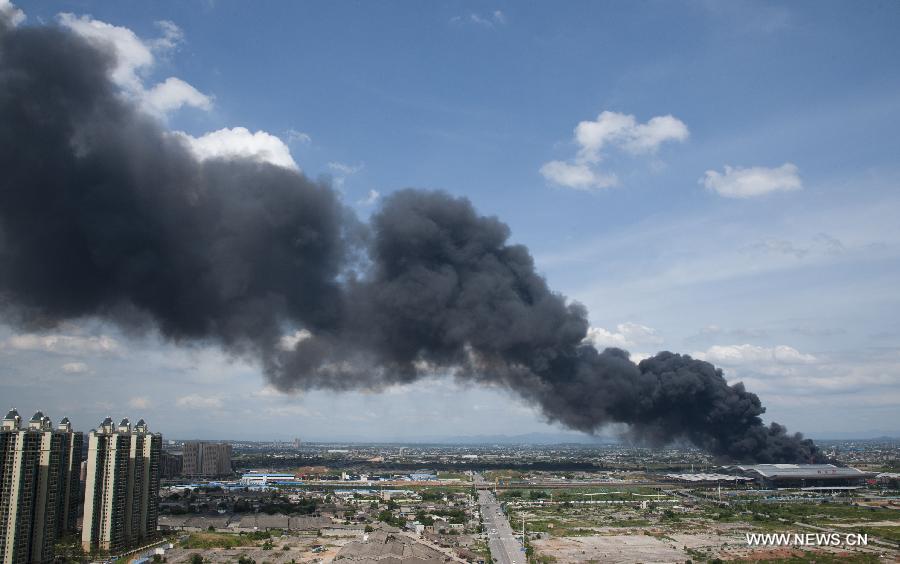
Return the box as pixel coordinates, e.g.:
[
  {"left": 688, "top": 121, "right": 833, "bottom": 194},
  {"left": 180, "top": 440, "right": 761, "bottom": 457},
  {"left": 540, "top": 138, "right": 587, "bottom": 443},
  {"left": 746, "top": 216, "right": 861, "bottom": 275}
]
[{"left": 0, "top": 15, "right": 821, "bottom": 463}]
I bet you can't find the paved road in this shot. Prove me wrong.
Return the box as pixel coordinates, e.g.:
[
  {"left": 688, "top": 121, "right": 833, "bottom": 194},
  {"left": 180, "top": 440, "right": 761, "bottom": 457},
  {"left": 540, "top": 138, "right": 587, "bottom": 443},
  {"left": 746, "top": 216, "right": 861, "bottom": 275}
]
[{"left": 475, "top": 473, "right": 525, "bottom": 564}]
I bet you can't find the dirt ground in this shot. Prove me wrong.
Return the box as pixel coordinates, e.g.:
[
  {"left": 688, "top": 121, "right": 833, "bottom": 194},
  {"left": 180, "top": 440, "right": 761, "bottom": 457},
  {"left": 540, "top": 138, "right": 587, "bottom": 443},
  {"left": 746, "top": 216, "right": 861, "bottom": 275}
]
[
  {"left": 164, "top": 534, "right": 349, "bottom": 564},
  {"left": 531, "top": 530, "right": 891, "bottom": 564},
  {"left": 532, "top": 534, "right": 698, "bottom": 564}
]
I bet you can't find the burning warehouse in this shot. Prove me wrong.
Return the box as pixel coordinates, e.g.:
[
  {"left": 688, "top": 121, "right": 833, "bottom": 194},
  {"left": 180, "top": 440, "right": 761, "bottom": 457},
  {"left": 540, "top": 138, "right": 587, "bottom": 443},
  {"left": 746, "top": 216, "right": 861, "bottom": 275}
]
[{"left": 725, "top": 464, "right": 875, "bottom": 488}]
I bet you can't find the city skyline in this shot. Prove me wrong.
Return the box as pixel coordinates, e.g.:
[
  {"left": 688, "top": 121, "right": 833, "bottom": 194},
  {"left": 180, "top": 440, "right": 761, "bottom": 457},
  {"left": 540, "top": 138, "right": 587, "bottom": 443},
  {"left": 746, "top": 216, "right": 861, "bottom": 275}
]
[{"left": 1, "top": 0, "right": 899, "bottom": 442}]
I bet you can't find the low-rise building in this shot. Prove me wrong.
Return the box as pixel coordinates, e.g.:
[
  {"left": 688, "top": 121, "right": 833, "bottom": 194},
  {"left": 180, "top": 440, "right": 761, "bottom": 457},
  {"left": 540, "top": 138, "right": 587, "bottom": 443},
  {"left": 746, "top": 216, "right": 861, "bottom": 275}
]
[{"left": 725, "top": 463, "right": 875, "bottom": 488}]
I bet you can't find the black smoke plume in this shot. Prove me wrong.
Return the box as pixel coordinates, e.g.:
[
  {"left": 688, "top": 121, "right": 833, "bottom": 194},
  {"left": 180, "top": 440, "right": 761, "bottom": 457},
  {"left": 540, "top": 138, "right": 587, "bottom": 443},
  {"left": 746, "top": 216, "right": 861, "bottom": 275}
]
[{"left": 0, "top": 15, "right": 821, "bottom": 463}]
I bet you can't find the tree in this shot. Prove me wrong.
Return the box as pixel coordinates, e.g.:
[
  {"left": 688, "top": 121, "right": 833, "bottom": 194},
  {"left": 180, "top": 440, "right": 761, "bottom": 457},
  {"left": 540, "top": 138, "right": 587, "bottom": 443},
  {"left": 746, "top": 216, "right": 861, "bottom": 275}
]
[{"left": 190, "top": 554, "right": 203, "bottom": 564}]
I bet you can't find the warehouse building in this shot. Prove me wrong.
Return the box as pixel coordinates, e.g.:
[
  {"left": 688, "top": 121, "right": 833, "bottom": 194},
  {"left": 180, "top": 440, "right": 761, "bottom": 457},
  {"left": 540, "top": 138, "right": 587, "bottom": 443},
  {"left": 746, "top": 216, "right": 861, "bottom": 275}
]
[{"left": 725, "top": 463, "right": 874, "bottom": 488}]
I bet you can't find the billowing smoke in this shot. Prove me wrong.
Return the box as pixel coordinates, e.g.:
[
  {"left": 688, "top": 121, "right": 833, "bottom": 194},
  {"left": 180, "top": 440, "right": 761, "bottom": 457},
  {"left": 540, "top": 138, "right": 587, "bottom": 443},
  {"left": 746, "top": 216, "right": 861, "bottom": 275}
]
[{"left": 0, "top": 15, "right": 821, "bottom": 463}]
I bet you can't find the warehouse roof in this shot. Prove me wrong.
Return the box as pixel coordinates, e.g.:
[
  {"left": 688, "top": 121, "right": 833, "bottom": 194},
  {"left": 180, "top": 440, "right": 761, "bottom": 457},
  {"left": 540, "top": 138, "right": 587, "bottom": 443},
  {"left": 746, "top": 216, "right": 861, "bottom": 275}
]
[
  {"left": 664, "top": 473, "right": 754, "bottom": 482},
  {"left": 727, "top": 464, "right": 873, "bottom": 479}
]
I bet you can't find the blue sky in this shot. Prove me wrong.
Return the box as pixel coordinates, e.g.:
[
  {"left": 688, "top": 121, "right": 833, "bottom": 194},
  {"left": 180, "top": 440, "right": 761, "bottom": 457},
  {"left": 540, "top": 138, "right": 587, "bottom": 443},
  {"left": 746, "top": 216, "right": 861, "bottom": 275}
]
[{"left": 2, "top": 0, "right": 899, "bottom": 441}]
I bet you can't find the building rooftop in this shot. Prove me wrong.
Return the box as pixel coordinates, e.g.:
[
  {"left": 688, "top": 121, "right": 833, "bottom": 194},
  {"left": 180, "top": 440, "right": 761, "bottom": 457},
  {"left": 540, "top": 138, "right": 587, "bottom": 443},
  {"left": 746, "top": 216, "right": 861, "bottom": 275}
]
[
  {"left": 727, "top": 464, "right": 873, "bottom": 479},
  {"left": 665, "top": 473, "right": 754, "bottom": 482}
]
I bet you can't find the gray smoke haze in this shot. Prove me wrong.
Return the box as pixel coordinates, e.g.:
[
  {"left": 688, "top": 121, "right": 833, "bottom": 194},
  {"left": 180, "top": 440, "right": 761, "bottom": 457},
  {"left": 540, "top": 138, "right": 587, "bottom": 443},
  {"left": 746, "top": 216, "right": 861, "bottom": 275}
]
[{"left": 0, "top": 16, "right": 821, "bottom": 463}]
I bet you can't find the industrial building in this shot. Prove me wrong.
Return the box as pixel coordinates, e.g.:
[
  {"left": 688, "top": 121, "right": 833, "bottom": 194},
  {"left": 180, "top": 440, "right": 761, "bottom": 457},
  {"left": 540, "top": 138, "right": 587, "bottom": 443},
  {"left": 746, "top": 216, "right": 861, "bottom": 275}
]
[
  {"left": 240, "top": 472, "right": 296, "bottom": 485},
  {"left": 663, "top": 472, "right": 755, "bottom": 487},
  {"left": 0, "top": 409, "right": 82, "bottom": 564},
  {"left": 82, "top": 417, "right": 161, "bottom": 554},
  {"left": 725, "top": 463, "right": 875, "bottom": 488}
]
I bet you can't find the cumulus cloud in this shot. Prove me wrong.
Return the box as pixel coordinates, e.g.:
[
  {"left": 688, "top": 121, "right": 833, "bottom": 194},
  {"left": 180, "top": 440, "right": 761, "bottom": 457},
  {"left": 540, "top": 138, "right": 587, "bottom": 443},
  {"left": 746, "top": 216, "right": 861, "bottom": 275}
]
[
  {"left": 57, "top": 13, "right": 211, "bottom": 117},
  {"left": 3, "top": 333, "right": 120, "bottom": 355},
  {"left": 694, "top": 344, "right": 816, "bottom": 366},
  {"left": 541, "top": 111, "right": 688, "bottom": 190},
  {"left": 539, "top": 161, "right": 617, "bottom": 191},
  {"left": 575, "top": 111, "right": 689, "bottom": 162},
  {"left": 0, "top": 0, "right": 25, "bottom": 26},
  {"left": 176, "top": 394, "right": 223, "bottom": 409},
  {"left": 55, "top": 12, "right": 308, "bottom": 174},
  {"left": 701, "top": 163, "right": 802, "bottom": 198},
  {"left": 585, "top": 322, "right": 663, "bottom": 350},
  {"left": 173, "top": 127, "right": 298, "bottom": 170},
  {"left": 61, "top": 362, "right": 89, "bottom": 374},
  {"left": 143, "top": 77, "right": 212, "bottom": 115}
]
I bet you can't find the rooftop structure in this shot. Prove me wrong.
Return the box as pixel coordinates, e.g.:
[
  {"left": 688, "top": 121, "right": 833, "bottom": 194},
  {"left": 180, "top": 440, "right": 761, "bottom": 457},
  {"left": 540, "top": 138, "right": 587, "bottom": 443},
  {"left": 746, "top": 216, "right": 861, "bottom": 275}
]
[
  {"left": 240, "top": 472, "right": 296, "bottom": 485},
  {"left": 663, "top": 473, "right": 754, "bottom": 483},
  {"left": 725, "top": 464, "right": 875, "bottom": 487}
]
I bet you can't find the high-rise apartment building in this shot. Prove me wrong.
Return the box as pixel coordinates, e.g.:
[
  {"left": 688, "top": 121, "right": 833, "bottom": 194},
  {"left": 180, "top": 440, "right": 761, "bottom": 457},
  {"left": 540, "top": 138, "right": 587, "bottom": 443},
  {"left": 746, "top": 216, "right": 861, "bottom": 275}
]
[
  {"left": 159, "top": 451, "right": 183, "bottom": 479},
  {"left": 0, "top": 409, "right": 82, "bottom": 564},
  {"left": 56, "top": 417, "right": 83, "bottom": 535},
  {"left": 82, "top": 417, "right": 161, "bottom": 554},
  {"left": 181, "top": 442, "right": 232, "bottom": 477}
]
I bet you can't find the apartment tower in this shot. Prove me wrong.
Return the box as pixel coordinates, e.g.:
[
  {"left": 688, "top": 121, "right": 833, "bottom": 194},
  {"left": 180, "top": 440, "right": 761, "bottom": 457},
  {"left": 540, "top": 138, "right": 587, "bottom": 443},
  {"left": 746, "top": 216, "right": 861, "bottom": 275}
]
[
  {"left": 81, "top": 417, "right": 161, "bottom": 554},
  {"left": 0, "top": 409, "right": 81, "bottom": 564}
]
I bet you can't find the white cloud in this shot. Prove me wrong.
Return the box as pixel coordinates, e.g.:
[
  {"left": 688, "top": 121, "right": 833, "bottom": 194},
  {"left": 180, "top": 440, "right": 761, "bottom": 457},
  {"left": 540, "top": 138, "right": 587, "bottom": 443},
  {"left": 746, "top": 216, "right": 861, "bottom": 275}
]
[
  {"left": 253, "top": 385, "right": 284, "bottom": 398},
  {"left": 701, "top": 163, "right": 802, "bottom": 198},
  {"left": 129, "top": 396, "right": 151, "bottom": 409},
  {"left": 143, "top": 77, "right": 212, "bottom": 115},
  {"left": 694, "top": 344, "right": 816, "bottom": 366},
  {"left": 574, "top": 111, "right": 689, "bottom": 162},
  {"left": 542, "top": 111, "right": 688, "bottom": 190},
  {"left": 150, "top": 20, "right": 184, "bottom": 52},
  {"left": 61, "top": 362, "right": 89, "bottom": 374},
  {"left": 285, "top": 129, "right": 312, "bottom": 145},
  {"left": 586, "top": 322, "right": 663, "bottom": 350},
  {"left": 4, "top": 333, "right": 120, "bottom": 355},
  {"left": 327, "top": 161, "right": 364, "bottom": 175},
  {"left": 452, "top": 10, "right": 506, "bottom": 28},
  {"left": 327, "top": 161, "right": 364, "bottom": 188},
  {"left": 0, "top": 0, "right": 25, "bottom": 26},
  {"left": 57, "top": 13, "right": 210, "bottom": 118},
  {"left": 173, "top": 127, "right": 298, "bottom": 170},
  {"left": 357, "top": 189, "right": 381, "bottom": 206},
  {"left": 58, "top": 13, "right": 154, "bottom": 92},
  {"left": 176, "top": 394, "right": 223, "bottom": 409},
  {"left": 279, "top": 329, "right": 312, "bottom": 351},
  {"left": 539, "top": 161, "right": 617, "bottom": 191}
]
